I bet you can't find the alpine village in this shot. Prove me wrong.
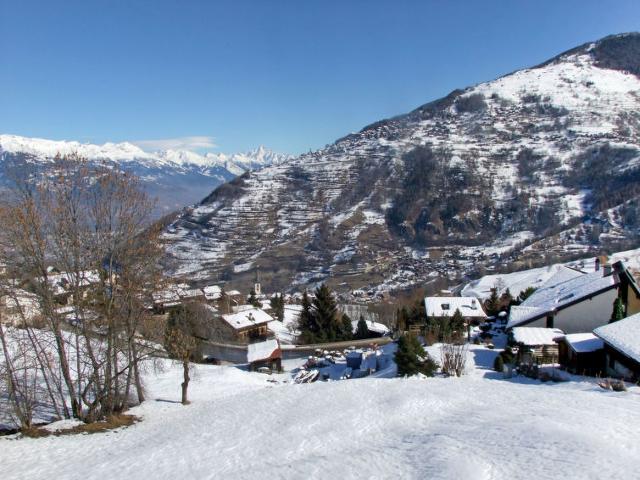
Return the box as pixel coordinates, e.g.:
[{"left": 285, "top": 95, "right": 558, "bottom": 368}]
[{"left": 2, "top": 6, "right": 640, "bottom": 479}]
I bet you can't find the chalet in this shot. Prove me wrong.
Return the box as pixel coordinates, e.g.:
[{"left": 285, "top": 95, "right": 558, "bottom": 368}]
[
  {"left": 424, "top": 296, "right": 487, "bottom": 323},
  {"left": 37, "top": 270, "right": 101, "bottom": 305},
  {"left": 594, "top": 313, "right": 640, "bottom": 381},
  {"left": 510, "top": 327, "right": 563, "bottom": 365},
  {"left": 554, "top": 333, "right": 604, "bottom": 376},
  {"left": 247, "top": 338, "right": 282, "bottom": 372},
  {"left": 416, "top": 296, "right": 487, "bottom": 336},
  {"left": 507, "top": 261, "right": 640, "bottom": 334},
  {"left": 152, "top": 289, "right": 181, "bottom": 314},
  {"left": 220, "top": 307, "right": 273, "bottom": 342},
  {"left": 203, "top": 285, "right": 222, "bottom": 302},
  {"left": 179, "top": 288, "right": 205, "bottom": 302}
]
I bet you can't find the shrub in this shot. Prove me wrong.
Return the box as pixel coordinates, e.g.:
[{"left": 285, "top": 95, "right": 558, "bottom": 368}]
[
  {"left": 493, "top": 355, "right": 504, "bottom": 372},
  {"left": 500, "top": 347, "right": 515, "bottom": 365},
  {"left": 395, "top": 334, "right": 438, "bottom": 377},
  {"left": 440, "top": 342, "right": 467, "bottom": 377},
  {"left": 455, "top": 93, "right": 487, "bottom": 113}
]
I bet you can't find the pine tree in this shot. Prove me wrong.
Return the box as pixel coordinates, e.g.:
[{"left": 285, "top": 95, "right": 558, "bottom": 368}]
[
  {"left": 248, "top": 289, "right": 260, "bottom": 308},
  {"left": 394, "top": 333, "right": 438, "bottom": 377},
  {"left": 339, "top": 313, "right": 353, "bottom": 341},
  {"left": 517, "top": 286, "right": 536, "bottom": 304},
  {"left": 484, "top": 287, "right": 500, "bottom": 316},
  {"left": 312, "top": 284, "right": 338, "bottom": 341},
  {"left": 270, "top": 293, "right": 284, "bottom": 321},
  {"left": 451, "top": 308, "right": 464, "bottom": 335},
  {"left": 355, "top": 315, "right": 370, "bottom": 340},
  {"left": 298, "top": 290, "right": 318, "bottom": 343},
  {"left": 611, "top": 296, "right": 625, "bottom": 323}
]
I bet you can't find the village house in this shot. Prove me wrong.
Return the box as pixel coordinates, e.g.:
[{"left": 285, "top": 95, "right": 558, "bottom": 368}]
[
  {"left": 594, "top": 312, "right": 640, "bottom": 381},
  {"left": 507, "top": 261, "right": 640, "bottom": 334},
  {"left": 0, "top": 288, "right": 41, "bottom": 326},
  {"left": 218, "top": 306, "right": 273, "bottom": 342},
  {"left": 424, "top": 296, "right": 487, "bottom": 322},
  {"left": 203, "top": 285, "right": 222, "bottom": 302},
  {"left": 246, "top": 338, "right": 282, "bottom": 372},
  {"left": 554, "top": 333, "right": 604, "bottom": 376},
  {"left": 36, "top": 270, "right": 102, "bottom": 305},
  {"left": 510, "top": 327, "right": 563, "bottom": 365},
  {"left": 152, "top": 288, "right": 182, "bottom": 314},
  {"left": 415, "top": 296, "right": 487, "bottom": 336}
]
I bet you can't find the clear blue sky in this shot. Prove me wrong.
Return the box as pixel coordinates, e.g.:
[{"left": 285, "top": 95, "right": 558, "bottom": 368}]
[{"left": 1, "top": 1, "right": 639, "bottom": 155}]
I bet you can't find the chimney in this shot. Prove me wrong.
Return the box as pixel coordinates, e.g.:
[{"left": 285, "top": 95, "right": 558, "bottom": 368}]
[
  {"left": 595, "top": 257, "right": 600, "bottom": 271},
  {"left": 603, "top": 264, "right": 612, "bottom": 276}
]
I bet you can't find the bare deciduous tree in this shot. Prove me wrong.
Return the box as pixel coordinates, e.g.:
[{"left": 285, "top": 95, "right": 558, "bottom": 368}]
[{"left": 0, "top": 154, "right": 165, "bottom": 427}]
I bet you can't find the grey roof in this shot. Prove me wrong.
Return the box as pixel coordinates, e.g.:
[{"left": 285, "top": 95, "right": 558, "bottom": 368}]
[
  {"left": 507, "top": 269, "right": 617, "bottom": 328},
  {"left": 594, "top": 313, "right": 640, "bottom": 363}
]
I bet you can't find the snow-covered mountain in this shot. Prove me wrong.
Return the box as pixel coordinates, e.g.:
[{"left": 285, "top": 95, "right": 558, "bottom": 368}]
[
  {"left": 162, "top": 33, "right": 640, "bottom": 295},
  {"left": 0, "top": 134, "right": 290, "bottom": 214}
]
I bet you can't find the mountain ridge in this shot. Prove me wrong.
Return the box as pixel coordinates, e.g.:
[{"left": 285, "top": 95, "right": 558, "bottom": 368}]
[
  {"left": 162, "top": 33, "right": 640, "bottom": 297},
  {"left": 0, "top": 134, "right": 291, "bottom": 213}
]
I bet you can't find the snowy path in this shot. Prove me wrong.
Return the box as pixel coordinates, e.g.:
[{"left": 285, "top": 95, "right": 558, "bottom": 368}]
[{"left": 2, "top": 350, "right": 639, "bottom": 479}]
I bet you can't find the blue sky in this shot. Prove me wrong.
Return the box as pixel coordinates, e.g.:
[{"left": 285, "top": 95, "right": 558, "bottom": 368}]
[{"left": 1, "top": 1, "right": 639, "bottom": 155}]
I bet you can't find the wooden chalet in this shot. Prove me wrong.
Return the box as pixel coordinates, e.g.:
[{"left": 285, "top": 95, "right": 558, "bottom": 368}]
[
  {"left": 219, "top": 307, "right": 273, "bottom": 342},
  {"left": 554, "top": 333, "right": 604, "bottom": 376},
  {"left": 247, "top": 338, "right": 282, "bottom": 372},
  {"left": 510, "top": 327, "right": 563, "bottom": 365}
]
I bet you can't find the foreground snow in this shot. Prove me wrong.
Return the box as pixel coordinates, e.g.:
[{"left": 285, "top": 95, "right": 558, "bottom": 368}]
[{"left": 2, "top": 347, "right": 639, "bottom": 479}]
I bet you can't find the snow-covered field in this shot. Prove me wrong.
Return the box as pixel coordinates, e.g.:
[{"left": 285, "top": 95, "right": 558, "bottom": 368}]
[{"left": 2, "top": 344, "right": 639, "bottom": 480}]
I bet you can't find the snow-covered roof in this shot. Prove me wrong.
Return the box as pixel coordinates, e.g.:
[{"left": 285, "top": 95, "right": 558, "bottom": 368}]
[
  {"left": 247, "top": 339, "right": 280, "bottom": 363},
  {"left": 227, "top": 289, "right": 242, "bottom": 296},
  {"left": 594, "top": 313, "right": 640, "bottom": 363},
  {"left": 152, "top": 290, "right": 180, "bottom": 304},
  {"left": 558, "top": 333, "right": 604, "bottom": 353},
  {"left": 203, "top": 285, "right": 222, "bottom": 301},
  {"left": 512, "top": 327, "right": 564, "bottom": 346},
  {"left": 221, "top": 307, "right": 273, "bottom": 330},
  {"left": 180, "top": 288, "right": 203, "bottom": 299},
  {"left": 424, "top": 296, "right": 486, "bottom": 318},
  {"left": 507, "top": 269, "right": 617, "bottom": 328},
  {"left": 461, "top": 264, "right": 585, "bottom": 299},
  {"left": 351, "top": 320, "right": 390, "bottom": 335},
  {"left": 507, "top": 305, "right": 546, "bottom": 328}
]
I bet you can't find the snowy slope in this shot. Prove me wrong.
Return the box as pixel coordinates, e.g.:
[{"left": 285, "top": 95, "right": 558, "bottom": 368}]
[
  {"left": 0, "top": 134, "right": 290, "bottom": 214},
  {"left": 162, "top": 33, "right": 640, "bottom": 293},
  {"left": 2, "top": 346, "right": 639, "bottom": 479}
]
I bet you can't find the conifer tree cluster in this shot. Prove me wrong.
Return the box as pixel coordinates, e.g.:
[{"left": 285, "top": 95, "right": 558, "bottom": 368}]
[
  {"left": 270, "top": 293, "right": 285, "bottom": 321},
  {"left": 247, "top": 289, "right": 261, "bottom": 308},
  {"left": 394, "top": 334, "right": 438, "bottom": 377},
  {"left": 297, "top": 284, "right": 352, "bottom": 343}
]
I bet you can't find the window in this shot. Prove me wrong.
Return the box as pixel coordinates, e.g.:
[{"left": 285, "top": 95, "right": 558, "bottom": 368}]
[{"left": 441, "top": 303, "right": 450, "bottom": 310}]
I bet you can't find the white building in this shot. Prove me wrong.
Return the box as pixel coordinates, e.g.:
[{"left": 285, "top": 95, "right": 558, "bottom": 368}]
[
  {"left": 424, "top": 296, "right": 487, "bottom": 321},
  {"left": 507, "top": 262, "right": 640, "bottom": 334}
]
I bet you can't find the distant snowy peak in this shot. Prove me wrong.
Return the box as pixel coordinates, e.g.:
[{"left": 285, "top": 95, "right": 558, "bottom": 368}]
[
  {"left": 0, "top": 134, "right": 292, "bottom": 215},
  {"left": 0, "top": 134, "right": 154, "bottom": 163},
  {"left": 0, "top": 134, "right": 291, "bottom": 172}
]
